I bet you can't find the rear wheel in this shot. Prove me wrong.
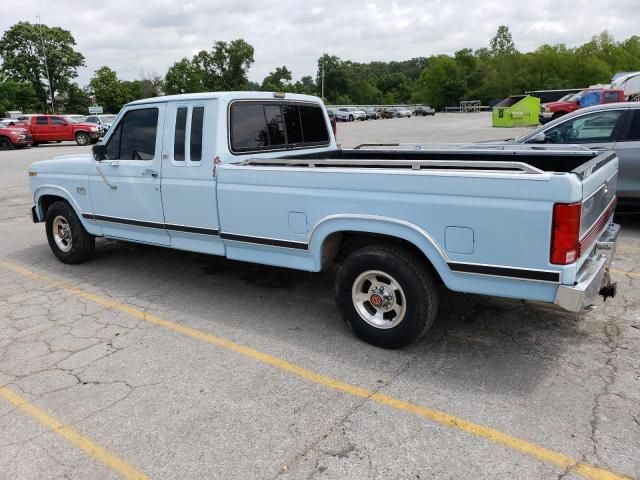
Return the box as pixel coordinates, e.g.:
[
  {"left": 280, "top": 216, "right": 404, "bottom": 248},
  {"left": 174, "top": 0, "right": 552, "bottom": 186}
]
[
  {"left": 0, "top": 137, "right": 12, "bottom": 150},
  {"left": 45, "top": 201, "right": 95, "bottom": 264},
  {"left": 349, "top": 115, "right": 354, "bottom": 122},
  {"left": 75, "top": 132, "right": 90, "bottom": 146},
  {"left": 335, "top": 245, "right": 438, "bottom": 348}
]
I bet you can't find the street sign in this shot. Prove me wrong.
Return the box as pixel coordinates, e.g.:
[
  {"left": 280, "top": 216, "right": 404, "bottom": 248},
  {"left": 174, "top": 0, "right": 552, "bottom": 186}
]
[{"left": 88, "top": 105, "right": 103, "bottom": 114}]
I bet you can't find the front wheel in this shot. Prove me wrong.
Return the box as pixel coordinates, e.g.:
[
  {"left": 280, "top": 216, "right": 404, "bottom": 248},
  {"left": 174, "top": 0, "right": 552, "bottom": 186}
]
[
  {"left": 45, "top": 201, "right": 95, "bottom": 264},
  {"left": 335, "top": 245, "right": 438, "bottom": 349},
  {"left": 0, "top": 137, "right": 12, "bottom": 150},
  {"left": 349, "top": 115, "right": 354, "bottom": 122},
  {"left": 75, "top": 132, "right": 90, "bottom": 146}
]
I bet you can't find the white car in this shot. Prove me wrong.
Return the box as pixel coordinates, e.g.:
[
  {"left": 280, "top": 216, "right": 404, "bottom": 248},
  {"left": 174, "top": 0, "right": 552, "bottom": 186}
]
[
  {"left": 338, "top": 107, "right": 366, "bottom": 121},
  {"left": 392, "top": 107, "right": 412, "bottom": 118}
]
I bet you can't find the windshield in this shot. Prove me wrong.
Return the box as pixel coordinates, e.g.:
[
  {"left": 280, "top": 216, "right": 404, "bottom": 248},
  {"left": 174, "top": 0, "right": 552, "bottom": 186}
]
[{"left": 100, "top": 115, "right": 116, "bottom": 123}]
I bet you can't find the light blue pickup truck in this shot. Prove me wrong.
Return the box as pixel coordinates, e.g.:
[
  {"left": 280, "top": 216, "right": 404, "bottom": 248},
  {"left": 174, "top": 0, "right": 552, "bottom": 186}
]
[{"left": 28, "top": 92, "right": 620, "bottom": 348}]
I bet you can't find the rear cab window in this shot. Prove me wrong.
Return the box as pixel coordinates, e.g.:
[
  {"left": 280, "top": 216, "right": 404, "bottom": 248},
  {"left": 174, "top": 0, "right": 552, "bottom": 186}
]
[{"left": 229, "top": 101, "right": 330, "bottom": 153}]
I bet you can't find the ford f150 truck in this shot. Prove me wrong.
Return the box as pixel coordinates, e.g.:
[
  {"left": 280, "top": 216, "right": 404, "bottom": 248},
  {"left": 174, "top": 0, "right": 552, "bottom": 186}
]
[
  {"left": 19, "top": 115, "right": 101, "bottom": 146},
  {"left": 540, "top": 88, "right": 625, "bottom": 123},
  {"left": 27, "top": 92, "right": 620, "bottom": 348}
]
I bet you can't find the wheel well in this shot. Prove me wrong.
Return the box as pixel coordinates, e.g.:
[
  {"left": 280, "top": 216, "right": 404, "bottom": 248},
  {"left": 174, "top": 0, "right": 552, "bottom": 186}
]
[
  {"left": 322, "top": 231, "right": 443, "bottom": 284},
  {"left": 39, "top": 195, "right": 68, "bottom": 220}
]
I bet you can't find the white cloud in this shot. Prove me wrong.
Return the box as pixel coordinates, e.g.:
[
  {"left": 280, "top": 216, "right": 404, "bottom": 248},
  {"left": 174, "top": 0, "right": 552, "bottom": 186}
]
[{"left": 2, "top": 0, "right": 638, "bottom": 86}]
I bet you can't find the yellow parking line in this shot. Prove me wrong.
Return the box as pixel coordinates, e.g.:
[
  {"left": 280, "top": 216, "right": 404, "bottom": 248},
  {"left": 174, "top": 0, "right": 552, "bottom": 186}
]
[
  {"left": 0, "top": 259, "right": 631, "bottom": 480},
  {"left": 610, "top": 268, "right": 640, "bottom": 279},
  {"left": 0, "top": 386, "right": 148, "bottom": 480}
]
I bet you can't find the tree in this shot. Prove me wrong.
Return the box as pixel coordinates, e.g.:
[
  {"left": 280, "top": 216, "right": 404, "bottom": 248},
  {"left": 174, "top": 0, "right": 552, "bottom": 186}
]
[
  {"left": 490, "top": 25, "right": 517, "bottom": 56},
  {"left": 164, "top": 58, "right": 204, "bottom": 94},
  {"left": 0, "top": 78, "right": 40, "bottom": 113},
  {"left": 89, "top": 66, "right": 127, "bottom": 113},
  {"left": 416, "top": 56, "right": 465, "bottom": 108},
  {"left": 62, "top": 83, "right": 90, "bottom": 114},
  {"left": 261, "top": 66, "right": 292, "bottom": 91},
  {"left": 292, "top": 76, "right": 317, "bottom": 95},
  {"left": 0, "top": 21, "right": 84, "bottom": 112}
]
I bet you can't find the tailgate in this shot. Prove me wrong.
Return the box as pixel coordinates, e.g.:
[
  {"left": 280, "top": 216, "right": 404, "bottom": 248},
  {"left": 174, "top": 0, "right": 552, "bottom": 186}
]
[{"left": 576, "top": 152, "right": 618, "bottom": 258}]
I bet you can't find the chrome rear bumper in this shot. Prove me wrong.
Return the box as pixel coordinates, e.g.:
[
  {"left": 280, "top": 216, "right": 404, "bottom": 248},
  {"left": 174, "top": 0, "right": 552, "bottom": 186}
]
[{"left": 554, "top": 223, "right": 620, "bottom": 312}]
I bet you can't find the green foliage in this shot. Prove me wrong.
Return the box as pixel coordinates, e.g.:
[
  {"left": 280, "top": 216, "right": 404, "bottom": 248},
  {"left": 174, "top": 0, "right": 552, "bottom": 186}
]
[
  {"left": 261, "top": 66, "right": 293, "bottom": 91},
  {"left": 89, "top": 66, "right": 127, "bottom": 113},
  {"left": 0, "top": 21, "right": 84, "bottom": 112},
  {"left": 0, "top": 79, "right": 40, "bottom": 113},
  {"left": 62, "top": 83, "right": 90, "bottom": 114},
  {"left": 165, "top": 39, "right": 254, "bottom": 94}
]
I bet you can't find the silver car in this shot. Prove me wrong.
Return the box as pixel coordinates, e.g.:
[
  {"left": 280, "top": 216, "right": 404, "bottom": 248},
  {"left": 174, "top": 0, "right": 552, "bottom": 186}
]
[{"left": 506, "top": 102, "right": 640, "bottom": 207}]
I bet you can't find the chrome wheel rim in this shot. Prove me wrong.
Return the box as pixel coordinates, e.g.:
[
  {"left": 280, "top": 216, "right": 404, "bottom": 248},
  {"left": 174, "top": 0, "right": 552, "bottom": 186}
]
[
  {"left": 351, "top": 270, "right": 406, "bottom": 329},
  {"left": 52, "top": 216, "right": 72, "bottom": 252},
  {"left": 77, "top": 134, "right": 88, "bottom": 145}
]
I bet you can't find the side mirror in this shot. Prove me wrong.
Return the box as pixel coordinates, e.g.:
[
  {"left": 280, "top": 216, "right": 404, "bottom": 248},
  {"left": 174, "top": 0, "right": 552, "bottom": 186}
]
[
  {"left": 92, "top": 144, "right": 107, "bottom": 161},
  {"left": 526, "top": 132, "right": 547, "bottom": 144}
]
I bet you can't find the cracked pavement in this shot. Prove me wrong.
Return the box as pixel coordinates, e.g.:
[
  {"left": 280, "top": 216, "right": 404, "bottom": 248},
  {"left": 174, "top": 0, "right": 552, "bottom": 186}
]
[{"left": 0, "top": 115, "right": 639, "bottom": 479}]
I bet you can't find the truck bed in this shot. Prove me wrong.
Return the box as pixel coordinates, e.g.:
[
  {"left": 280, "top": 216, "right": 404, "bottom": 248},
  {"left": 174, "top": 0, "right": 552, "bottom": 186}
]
[{"left": 238, "top": 145, "right": 612, "bottom": 175}]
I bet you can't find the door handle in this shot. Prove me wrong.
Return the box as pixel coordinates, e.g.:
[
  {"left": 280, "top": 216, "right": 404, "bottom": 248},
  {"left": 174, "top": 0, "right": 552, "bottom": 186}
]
[
  {"left": 142, "top": 168, "right": 158, "bottom": 178},
  {"left": 110, "top": 161, "right": 119, "bottom": 167}
]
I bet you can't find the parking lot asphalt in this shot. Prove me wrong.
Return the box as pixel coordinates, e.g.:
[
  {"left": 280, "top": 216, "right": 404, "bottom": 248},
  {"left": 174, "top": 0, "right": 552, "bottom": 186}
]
[{"left": 0, "top": 113, "right": 639, "bottom": 480}]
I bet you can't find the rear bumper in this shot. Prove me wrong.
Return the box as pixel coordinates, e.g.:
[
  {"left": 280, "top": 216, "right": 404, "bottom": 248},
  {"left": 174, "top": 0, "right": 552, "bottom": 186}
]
[{"left": 554, "top": 223, "right": 620, "bottom": 312}]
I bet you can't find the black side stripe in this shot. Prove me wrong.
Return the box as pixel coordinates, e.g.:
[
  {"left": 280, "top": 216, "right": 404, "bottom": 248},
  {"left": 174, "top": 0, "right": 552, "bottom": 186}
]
[
  {"left": 220, "top": 232, "right": 309, "bottom": 250},
  {"left": 165, "top": 224, "right": 219, "bottom": 236},
  {"left": 448, "top": 262, "right": 560, "bottom": 283},
  {"left": 82, "top": 213, "right": 307, "bottom": 249}
]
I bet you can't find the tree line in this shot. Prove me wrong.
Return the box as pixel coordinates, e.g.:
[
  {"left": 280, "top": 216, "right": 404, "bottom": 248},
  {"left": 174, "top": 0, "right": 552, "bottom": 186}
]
[{"left": 1, "top": 21, "right": 640, "bottom": 114}]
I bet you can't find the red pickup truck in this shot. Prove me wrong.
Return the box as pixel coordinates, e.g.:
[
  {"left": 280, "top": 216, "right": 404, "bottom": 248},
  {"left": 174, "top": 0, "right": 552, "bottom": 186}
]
[
  {"left": 18, "top": 115, "right": 101, "bottom": 146},
  {"left": 0, "top": 122, "right": 33, "bottom": 150},
  {"left": 539, "top": 88, "right": 625, "bottom": 123}
]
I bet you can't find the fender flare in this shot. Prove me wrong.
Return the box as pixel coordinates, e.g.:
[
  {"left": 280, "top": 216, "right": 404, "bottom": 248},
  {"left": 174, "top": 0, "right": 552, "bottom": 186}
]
[
  {"left": 308, "top": 214, "right": 451, "bottom": 279},
  {"left": 33, "top": 185, "right": 101, "bottom": 236}
]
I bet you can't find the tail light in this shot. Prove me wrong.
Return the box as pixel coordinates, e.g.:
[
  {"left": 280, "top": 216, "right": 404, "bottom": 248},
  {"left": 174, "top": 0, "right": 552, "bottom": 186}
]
[
  {"left": 331, "top": 116, "right": 337, "bottom": 136},
  {"left": 550, "top": 202, "right": 581, "bottom": 265}
]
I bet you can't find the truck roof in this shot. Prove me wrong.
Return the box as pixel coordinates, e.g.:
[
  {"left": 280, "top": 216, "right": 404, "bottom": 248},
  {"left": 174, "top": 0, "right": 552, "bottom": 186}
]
[{"left": 126, "top": 91, "right": 324, "bottom": 107}]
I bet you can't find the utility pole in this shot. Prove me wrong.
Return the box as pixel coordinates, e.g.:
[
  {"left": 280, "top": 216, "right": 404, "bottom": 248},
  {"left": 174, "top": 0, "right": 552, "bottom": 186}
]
[{"left": 36, "top": 15, "right": 55, "bottom": 113}]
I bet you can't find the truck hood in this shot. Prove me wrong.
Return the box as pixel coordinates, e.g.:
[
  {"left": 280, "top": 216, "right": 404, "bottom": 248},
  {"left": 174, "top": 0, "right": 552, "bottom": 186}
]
[
  {"left": 29, "top": 154, "right": 94, "bottom": 175},
  {"left": 541, "top": 100, "right": 574, "bottom": 110}
]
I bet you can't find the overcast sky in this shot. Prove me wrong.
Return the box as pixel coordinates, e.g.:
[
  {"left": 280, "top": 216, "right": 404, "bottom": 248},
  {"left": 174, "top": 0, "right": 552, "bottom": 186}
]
[{"left": 2, "top": 0, "right": 639, "bottom": 86}]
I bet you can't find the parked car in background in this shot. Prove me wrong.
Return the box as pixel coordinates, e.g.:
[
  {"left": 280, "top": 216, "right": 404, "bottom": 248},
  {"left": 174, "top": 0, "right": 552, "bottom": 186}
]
[
  {"left": 376, "top": 107, "right": 394, "bottom": 119},
  {"left": 85, "top": 114, "right": 117, "bottom": 135},
  {"left": 363, "top": 108, "right": 378, "bottom": 120},
  {"left": 539, "top": 88, "right": 625, "bottom": 123},
  {"left": 0, "top": 122, "right": 32, "bottom": 150},
  {"left": 495, "top": 102, "right": 640, "bottom": 208},
  {"left": 392, "top": 107, "right": 412, "bottom": 118},
  {"left": 338, "top": 107, "right": 366, "bottom": 121},
  {"left": 65, "top": 114, "right": 87, "bottom": 123},
  {"left": 17, "top": 115, "right": 101, "bottom": 146},
  {"left": 331, "top": 109, "right": 349, "bottom": 122},
  {"left": 414, "top": 106, "right": 436, "bottom": 116}
]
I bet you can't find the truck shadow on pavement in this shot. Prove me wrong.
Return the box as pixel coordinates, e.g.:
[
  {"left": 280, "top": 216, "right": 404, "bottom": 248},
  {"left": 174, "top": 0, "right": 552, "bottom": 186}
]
[{"left": 11, "top": 235, "right": 610, "bottom": 396}]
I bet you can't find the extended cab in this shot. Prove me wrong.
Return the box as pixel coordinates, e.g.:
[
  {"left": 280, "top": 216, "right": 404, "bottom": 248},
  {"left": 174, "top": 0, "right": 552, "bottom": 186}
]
[
  {"left": 28, "top": 92, "right": 620, "bottom": 348},
  {"left": 20, "top": 115, "right": 101, "bottom": 146},
  {"left": 540, "top": 88, "right": 625, "bottom": 123}
]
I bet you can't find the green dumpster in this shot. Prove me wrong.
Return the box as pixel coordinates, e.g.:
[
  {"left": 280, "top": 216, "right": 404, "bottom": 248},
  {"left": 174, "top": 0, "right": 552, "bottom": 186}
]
[{"left": 492, "top": 95, "right": 540, "bottom": 127}]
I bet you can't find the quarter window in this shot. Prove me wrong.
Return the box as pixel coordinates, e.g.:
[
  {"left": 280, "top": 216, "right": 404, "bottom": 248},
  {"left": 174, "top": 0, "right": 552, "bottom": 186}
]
[
  {"left": 105, "top": 108, "right": 158, "bottom": 160},
  {"left": 190, "top": 107, "right": 204, "bottom": 162},
  {"left": 623, "top": 110, "right": 640, "bottom": 141},
  {"left": 174, "top": 107, "right": 188, "bottom": 161},
  {"left": 230, "top": 102, "right": 330, "bottom": 153}
]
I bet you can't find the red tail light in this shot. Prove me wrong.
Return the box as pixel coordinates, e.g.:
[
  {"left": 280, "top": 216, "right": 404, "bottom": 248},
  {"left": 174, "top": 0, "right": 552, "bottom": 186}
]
[{"left": 550, "top": 202, "right": 581, "bottom": 265}]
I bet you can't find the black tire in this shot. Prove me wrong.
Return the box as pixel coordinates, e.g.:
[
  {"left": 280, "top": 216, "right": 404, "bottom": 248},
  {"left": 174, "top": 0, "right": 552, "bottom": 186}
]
[
  {"left": 335, "top": 245, "right": 438, "bottom": 349},
  {"left": 56, "top": 140, "right": 62, "bottom": 143},
  {"left": 349, "top": 115, "right": 354, "bottom": 122},
  {"left": 552, "top": 112, "right": 565, "bottom": 120},
  {"left": 45, "top": 201, "right": 95, "bottom": 264},
  {"left": 75, "top": 132, "right": 90, "bottom": 146},
  {"left": 0, "top": 137, "right": 12, "bottom": 150}
]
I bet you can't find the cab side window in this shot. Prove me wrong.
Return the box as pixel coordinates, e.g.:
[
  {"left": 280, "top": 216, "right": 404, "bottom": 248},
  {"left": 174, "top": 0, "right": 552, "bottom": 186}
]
[
  {"left": 51, "top": 117, "right": 66, "bottom": 125},
  {"left": 544, "top": 111, "right": 624, "bottom": 144},
  {"left": 36, "top": 117, "right": 48, "bottom": 125},
  {"left": 105, "top": 108, "right": 158, "bottom": 160}
]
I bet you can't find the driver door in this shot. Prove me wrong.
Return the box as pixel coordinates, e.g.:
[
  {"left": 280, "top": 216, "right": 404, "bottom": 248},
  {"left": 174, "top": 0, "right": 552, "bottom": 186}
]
[{"left": 88, "top": 104, "right": 169, "bottom": 245}]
